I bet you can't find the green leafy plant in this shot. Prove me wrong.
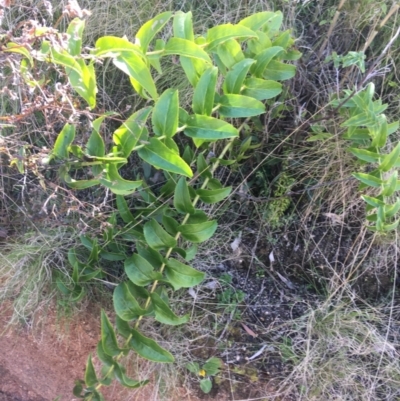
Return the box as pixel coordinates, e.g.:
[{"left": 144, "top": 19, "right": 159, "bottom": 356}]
[
  {"left": 4, "top": 8, "right": 299, "bottom": 400},
  {"left": 333, "top": 83, "right": 400, "bottom": 232},
  {"left": 186, "top": 357, "right": 222, "bottom": 394}
]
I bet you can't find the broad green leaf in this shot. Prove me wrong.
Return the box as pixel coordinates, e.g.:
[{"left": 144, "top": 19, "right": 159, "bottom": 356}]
[
  {"left": 101, "top": 310, "right": 121, "bottom": 357},
  {"left": 97, "top": 340, "right": 114, "bottom": 367},
  {"left": 388, "top": 121, "right": 399, "bottom": 135},
  {"left": 223, "top": 59, "right": 255, "bottom": 95},
  {"left": 99, "top": 163, "right": 142, "bottom": 195},
  {"left": 205, "top": 24, "right": 256, "bottom": 51},
  {"left": 113, "top": 362, "right": 148, "bottom": 388},
  {"left": 272, "top": 30, "right": 291, "bottom": 48},
  {"left": 184, "top": 115, "right": 238, "bottom": 141},
  {"left": 173, "top": 11, "right": 194, "bottom": 41},
  {"left": 135, "top": 12, "right": 172, "bottom": 52},
  {"left": 137, "top": 246, "right": 164, "bottom": 272},
  {"left": 67, "top": 18, "right": 85, "bottom": 56},
  {"left": 73, "top": 380, "right": 84, "bottom": 397},
  {"left": 382, "top": 171, "right": 398, "bottom": 196},
  {"left": 242, "top": 77, "right": 282, "bottom": 100},
  {"left": 71, "top": 285, "right": 86, "bottom": 302},
  {"left": 262, "top": 11, "right": 283, "bottom": 35},
  {"left": 361, "top": 195, "right": 385, "bottom": 208},
  {"left": 187, "top": 210, "right": 209, "bottom": 224},
  {"left": 129, "top": 329, "right": 174, "bottom": 363},
  {"left": 263, "top": 60, "right": 296, "bottom": 81},
  {"left": 203, "top": 357, "right": 222, "bottom": 375},
  {"left": 116, "top": 195, "right": 135, "bottom": 223},
  {"left": 251, "top": 46, "right": 284, "bottom": 77},
  {"left": 385, "top": 198, "right": 400, "bottom": 218},
  {"left": 138, "top": 138, "right": 193, "bottom": 178},
  {"left": 349, "top": 148, "right": 381, "bottom": 163},
  {"left": 4, "top": 43, "right": 33, "bottom": 66},
  {"left": 86, "top": 119, "right": 105, "bottom": 158},
  {"left": 116, "top": 315, "right": 132, "bottom": 338},
  {"left": 125, "top": 253, "right": 163, "bottom": 286},
  {"left": 371, "top": 116, "right": 388, "bottom": 148},
  {"left": 186, "top": 362, "right": 200, "bottom": 374},
  {"left": 113, "top": 107, "right": 152, "bottom": 157},
  {"left": 197, "top": 153, "right": 212, "bottom": 178},
  {"left": 150, "top": 292, "right": 189, "bottom": 325},
  {"left": 94, "top": 36, "right": 145, "bottom": 58},
  {"left": 382, "top": 220, "right": 400, "bottom": 231},
  {"left": 162, "top": 215, "right": 180, "bottom": 235},
  {"left": 197, "top": 187, "right": 232, "bottom": 204},
  {"left": 148, "top": 39, "right": 165, "bottom": 73},
  {"left": 174, "top": 177, "right": 195, "bottom": 214},
  {"left": 164, "top": 38, "right": 211, "bottom": 63},
  {"left": 185, "top": 244, "right": 198, "bottom": 261},
  {"left": 178, "top": 220, "right": 218, "bottom": 243},
  {"left": 144, "top": 219, "right": 177, "bottom": 250},
  {"left": 216, "top": 39, "right": 245, "bottom": 68},
  {"left": 379, "top": 143, "right": 400, "bottom": 172},
  {"left": 353, "top": 172, "right": 383, "bottom": 187},
  {"left": 200, "top": 378, "right": 212, "bottom": 394},
  {"left": 239, "top": 11, "right": 276, "bottom": 30},
  {"left": 113, "top": 51, "right": 158, "bottom": 99},
  {"left": 218, "top": 94, "right": 265, "bottom": 118},
  {"left": 85, "top": 355, "right": 98, "bottom": 387},
  {"left": 180, "top": 56, "right": 207, "bottom": 86},
  {"left": 152, "top": 89, "right": 179, "bottom": 137},
  {"left": 53, "top": 124, "right": 75, "bottom": 159},
  {"left": 165, "top": 258, "right": 205, "bottom": 290},
  {"left": 247, "top": 31, "right": 272, "bottom": 56},
  {"left": 193, "top": 67, "right": 218, "bottom": 116},
  {"left": 113, "top": 282, "right": 147, "bottom": 321}
]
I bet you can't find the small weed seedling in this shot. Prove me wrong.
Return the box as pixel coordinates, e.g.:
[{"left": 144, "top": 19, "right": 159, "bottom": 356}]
[{"left": 186, "top": 357, "right": 222, "bottom": 394}]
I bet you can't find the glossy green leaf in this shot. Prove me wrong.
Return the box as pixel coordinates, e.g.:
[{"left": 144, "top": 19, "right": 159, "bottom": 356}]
[
  {"left": 99, "top": 163, "right": 142, "bottom": 195},
  {"left": 178, "top": 220, "right": 218, "bottom": 243},
  {"left": 152, "top": 89, "right": 179, "bottom": 137},
  {"left": 251, "top": 46, "right": 284, "bottom": 77},
  {"left": 218, "top": 94, "right": 265, "bottom": 118},
  {"left": 262, "top": 60, "right": 296, "bottom": 81},
  {"left": 53, "top": 124, "right": 75, "bottom": 159},
  {"left": 113, "top": 51, "right": 158, "bottom": 99},
  {"left": 200, "top": 378, "right": 212, "bottom": 394},
  {"left": 116, "top": 316, "right": 132, "bottom": 339},
  {"left": 216, "top": 39, "right": 245, "bottom": 68},
  {"left": 96, "top": 340, "right": 114, "bottom": 368},
  {"left": 129, "top": 329, "right": 174, "bottom": 363},
  {"left": 85, "top": 355, "right": 98, "bottom": 387},
  {"left": 113, "top": 282, "right": 147, "bottom": 321},
  {"left": 239, "top": 11, "right": 276, "bottom": 30},
  {"left": 197, "top": 187, "right": 232, "bottom": 204},
  {"left": 379, "top": 143, "right": 400, "bottom": 172},
  {"left": 165, "top": 258, "right": 205, "bottom": 290},
  {"left": 150, "top": 292, "right": 189, "bottom": 325},
  {"left": 205, "top": 24, "right": 256, "bottom": 51},
  {"left": 348, "top": 148, "right": 381, "bottom": 163},
  {"left": 164, "top": 38, "right": 211, "bottom": 63},
  {"left": 361, "top": 195, "right": 385, "bottom": 208},
  {"left": 101, "top": 310, "right": 121, "bottom": 357},
  {"left": 135, "top": 12, "right": 172, "bottom": 52},
  {"left": 173, "top": 11, "right": 194, "bottom": 41},
  {"left": 174, "top": 177, "right": 195, "bottom": 215},
  {"left": 138, "top": 138, "right": 193, "bottom": 178},
  {"left": 125, "top": 253, "right": 163, "bottom": 286},
  {"left": 113, "top": 107, "right": 152, "bottom": 157},
  {"left": 353, "top": 172, "right": 383, "bottom": 187},
  {"left": 144, "top": 219, "right": 177, "bottom": 250},
  {"left": 193, "top": 67, "right": 218, "bottom": 116},
  {"left": 116, "top": 195, "right": 135, "bottom": 223},
  {"left": 242, "top": 77, "right": 282, "bottom": 100},
  {"left": 223, "top": 59, "right": 255, "bottom": 95},
  {"left": 184, "top": 115, "right": 238, "bottom": 141}
]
